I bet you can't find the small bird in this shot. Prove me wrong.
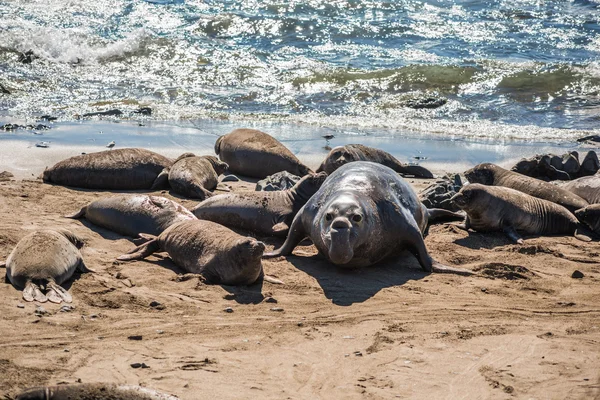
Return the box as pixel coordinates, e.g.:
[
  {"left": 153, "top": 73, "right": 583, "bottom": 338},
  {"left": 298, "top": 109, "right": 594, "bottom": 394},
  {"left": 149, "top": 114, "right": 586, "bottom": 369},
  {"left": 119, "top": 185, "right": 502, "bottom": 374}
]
[{"left": 106, "top": 140, "right": 115, "bottom": 149}]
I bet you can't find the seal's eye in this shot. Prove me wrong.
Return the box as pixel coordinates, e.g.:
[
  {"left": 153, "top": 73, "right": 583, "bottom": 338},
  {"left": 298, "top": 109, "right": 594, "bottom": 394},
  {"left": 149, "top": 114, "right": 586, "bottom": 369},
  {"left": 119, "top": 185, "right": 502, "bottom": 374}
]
[
  {"left": 352, "top": 214, "right": 362, "bottom": 223},
  {"left": 325, "top": 213, "right": 333, "bottom": 221}
]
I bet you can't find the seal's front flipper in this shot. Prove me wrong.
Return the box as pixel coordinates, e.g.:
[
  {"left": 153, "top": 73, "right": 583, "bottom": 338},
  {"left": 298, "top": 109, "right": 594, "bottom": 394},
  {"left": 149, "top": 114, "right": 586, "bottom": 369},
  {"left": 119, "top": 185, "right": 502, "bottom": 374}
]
[
  {"left": 271, "top": 222, "right": 289, "bottom": 234},
  {"left": 47, "top": 282, "right": 72, "bottom": 303},
  {"left": 64, "top": 206, "right": 86, "bottom": 219},
  {"left": 427, "top": 208, "right": 465, "bottom": 224},
  {"left": 574, "top": 226, "right": 593, "bottom": 242},
  {"left": 216, "top": 183, "right": 231, "bottom": 192},
  {"left": 117, "top": 239, "right": 160, "bottom": 261},
  {"left": 77, "top": 260, "right": 95, "bottom": 274},
  {"left": 151, "top": 168, "right": 170, "bottom": 190},
  {"left": 0, "top": 261, "right": 5, "bottom": 268},
  {"left": 502, "top": 225, "right": 523, "bottom": 244},
  {"left": 431, "top": 261, "right": 475, "bottom": 276},
  {"left": 23, "top": 282, "right": 47, "bottom": 303},
  {"left": 263, "top": 212, "right": 307, "bottom": 258},
  {"left": 396, "top": 164, "right": 434, "bottom": 179}
]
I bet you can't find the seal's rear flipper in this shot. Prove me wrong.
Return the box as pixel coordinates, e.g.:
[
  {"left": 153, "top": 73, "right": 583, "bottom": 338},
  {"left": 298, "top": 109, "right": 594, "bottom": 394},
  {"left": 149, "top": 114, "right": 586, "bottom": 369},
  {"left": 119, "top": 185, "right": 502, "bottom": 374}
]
[
  {"left": 431, "top": 262, "right": 475, "bottom": 276},
  {"left": 271, "top": 222, "right": 289, "bottom": 234},
  {"left": 502, "top": 225, "right": 523, "bottom": 244},
  {"left": 216, "top": 183, "right": 231, "bottom": 192},
  {"left": 117, "top": 240, "right": 160, "bottom": 261},
  {"left": 574, "top": 227, "right": 593, "bottom": 242},
  {"left": 47, "top": 282, "right": 72, "bottom": 303},
  {"left": 427, "top": 208, "right": 465, "bottom": 224},
  {"left": 64, "top": 206, "right": 86, "bottom": 219},
  {"left": 77, "top": 260, "right": 95, "bottom": 274},
  {"left": 262, "top": 273, "right": 284, "bottom": 285},
  {"left": 151, "top": 168, "right": 170, "bottom": 190},
  {"left": 23, "top": 282, "right": 47, "bottom": 303}
]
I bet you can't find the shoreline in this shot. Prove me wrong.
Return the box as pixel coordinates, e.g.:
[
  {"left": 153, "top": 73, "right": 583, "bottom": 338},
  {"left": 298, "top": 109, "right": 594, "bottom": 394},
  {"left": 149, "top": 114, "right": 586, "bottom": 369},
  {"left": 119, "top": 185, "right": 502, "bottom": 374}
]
[{"left": 1, "top": 118, "right": 597, "bottom": 180}]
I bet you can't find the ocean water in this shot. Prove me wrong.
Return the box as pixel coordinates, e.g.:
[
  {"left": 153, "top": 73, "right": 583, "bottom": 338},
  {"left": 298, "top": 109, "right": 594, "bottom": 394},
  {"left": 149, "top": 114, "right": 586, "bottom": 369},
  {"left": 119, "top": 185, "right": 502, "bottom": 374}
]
[{"left": 1, "top": 0, "right": 599, "bottom": 142}]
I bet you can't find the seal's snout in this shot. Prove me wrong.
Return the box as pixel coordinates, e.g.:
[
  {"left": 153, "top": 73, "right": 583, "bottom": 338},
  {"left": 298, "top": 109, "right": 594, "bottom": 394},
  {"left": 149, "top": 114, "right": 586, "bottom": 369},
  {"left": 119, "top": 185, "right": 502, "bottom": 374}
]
[{"left": 331, "top": 217, "right": 351, "bottom": 230}]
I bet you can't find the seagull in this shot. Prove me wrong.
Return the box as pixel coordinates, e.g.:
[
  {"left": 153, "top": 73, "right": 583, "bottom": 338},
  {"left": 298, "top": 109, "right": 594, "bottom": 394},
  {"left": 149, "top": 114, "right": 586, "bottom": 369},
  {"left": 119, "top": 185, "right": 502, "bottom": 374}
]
[{"left": 106, "top": 140, "right": 115, "bottom": 149}]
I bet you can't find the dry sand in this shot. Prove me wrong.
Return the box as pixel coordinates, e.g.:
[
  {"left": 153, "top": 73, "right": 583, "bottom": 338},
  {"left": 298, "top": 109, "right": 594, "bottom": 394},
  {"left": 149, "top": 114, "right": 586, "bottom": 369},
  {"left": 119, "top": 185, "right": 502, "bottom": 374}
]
[{"left": 0, "top": 163, "right": 599, "bottom": 399}]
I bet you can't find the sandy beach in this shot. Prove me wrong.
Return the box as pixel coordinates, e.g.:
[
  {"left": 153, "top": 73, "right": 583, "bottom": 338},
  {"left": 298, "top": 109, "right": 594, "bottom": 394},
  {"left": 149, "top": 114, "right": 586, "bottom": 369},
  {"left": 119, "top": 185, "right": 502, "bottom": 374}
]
[{"left": 1, "top": 145, "right": 599, "bottom": 399}]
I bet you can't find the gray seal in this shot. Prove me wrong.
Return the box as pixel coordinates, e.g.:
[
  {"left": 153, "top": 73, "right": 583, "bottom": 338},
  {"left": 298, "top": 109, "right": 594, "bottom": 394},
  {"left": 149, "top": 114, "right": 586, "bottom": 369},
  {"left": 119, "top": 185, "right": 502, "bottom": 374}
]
[
  {"left": 1, "top": 229, "right": 91, "bottom": 303},
  {"left": 117, "top": 220, "right": 282, "bottom": 285},
  {"left": 191, "top": 172, "right": 328, "bottom": 236},
  {"left": 214, "top": 128, "right": 312, "bottom": 178},
  {"left": 15, "top": 383, "right": 180, "bottom": 400},
  {"left": 316, "top": 144, "right": 434, "bottom": 178},
  {"left": 561, "top": 175, "right": 600, "bottom": 204},
  {"left": 65, "top": 195, "right": 196, "bottom": 237},
  {"left": 168, "top": 153, "right": 229, "bottom": 199},
  {"left": 42, "top": 148, "right": 172, "bottom": 190},
  {"left": 265, "top": 162, "right": 472, "bottom": 275},
  {"left": 464, "top": 163, "right": 589, "bottom": 212},
  {"left": 451, "top": 184, "right": 590, "bottom": 243},
  {"left": 575, "top": 205, "right": 600, "bottom": 235}
]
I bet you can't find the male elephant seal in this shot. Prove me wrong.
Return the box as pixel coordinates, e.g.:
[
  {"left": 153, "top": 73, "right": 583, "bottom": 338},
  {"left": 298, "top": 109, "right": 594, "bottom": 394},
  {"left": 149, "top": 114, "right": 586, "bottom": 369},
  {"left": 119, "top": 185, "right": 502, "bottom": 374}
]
[
  {"left": 561, "top": 175, "right": 600, "bottom": 204},
  {"left": 65, "top": 195, "right": 196, "bottom": 238},
  {"left": 451, "top": 184, "right": 591, "bottom": 243},
  {"left": 14, "top": 383, "right": 179, "bottom": 400},
  {"left": 42, "top": 148, "right": 172, "bottom": 190},
  {"left": 464, "top": 163, "right": 589, "bottom": 212},
  {"left": 316, "top": 144, "right": 434, "bottom": 178},
  {"left": 264, "top": 162, "right": 472, "bottom": 275},
  {"left": 214, "top": 128, "right": 312, "bottom": 178},
  {"left": 1, "top": 229, "right": 91, "bottom": 303},
  {"left": 118, "top": 220, "right": 282, "bottom": 285},
  {"left": 192, "top": 172, "right": 328, "bottom": 236},
  {"left": 168, "top": 153, "right": 229, "bottom": 199}
]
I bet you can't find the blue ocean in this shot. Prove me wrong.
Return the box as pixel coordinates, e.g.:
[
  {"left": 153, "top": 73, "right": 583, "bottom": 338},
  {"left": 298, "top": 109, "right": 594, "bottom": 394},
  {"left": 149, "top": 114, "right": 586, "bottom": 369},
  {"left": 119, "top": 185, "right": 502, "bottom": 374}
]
[{"left": 0, "top": 0, "right": 599, "bottom": 143}]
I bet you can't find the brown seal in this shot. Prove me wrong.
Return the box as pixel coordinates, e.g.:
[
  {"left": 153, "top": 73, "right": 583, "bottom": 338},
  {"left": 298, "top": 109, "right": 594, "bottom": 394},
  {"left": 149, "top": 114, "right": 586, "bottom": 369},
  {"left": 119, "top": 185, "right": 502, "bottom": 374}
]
[
  {"left": 464, "top": 162, "right": 589, "bottom": 212},
  {"left": 214, "top": 128, "right": 312, "bottom": 178},
  {"left": 168, "top": 153, "right": 229, "bottom": 199},
  {"left": 65, "top": 195, "right": 196, "bottom": 237},
  {"left": 14, "top": 383, "right": 180, "bottom": 400},
  {"left": 42, "top": 148, "right": 172, "bottom": 190},
  {"left": 451, "top": 183, "right": 591, "bottom": 243},
  {"left": 1, "top": 229, "right": 91, "bottom": 303},
  {"left": 265, "top": 162, "right": 472, "bottom": 275},
  {"left": 316, "top": 144, "right": 434, "bottom": 178},
  {"left": 117, "top": 220, "right": 282, "bottom": 285},
  {"left": 561, "top": 175, "right": 600, "bottom": 204},
  {"left": 192, "top": 172, "right": 328, "bottom": 236}
]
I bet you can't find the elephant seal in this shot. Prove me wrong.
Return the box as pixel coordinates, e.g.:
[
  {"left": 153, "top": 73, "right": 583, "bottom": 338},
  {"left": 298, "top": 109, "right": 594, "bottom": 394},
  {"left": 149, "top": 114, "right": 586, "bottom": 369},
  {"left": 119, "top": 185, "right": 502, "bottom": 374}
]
[
  {"left": 15, "top": 383, "right": 179, "bottom": 400},
  {"left": 65, "top": 195, "right": 196, "bottom": 237},
  {"left": 42, "top": 148, "right": 172, "bottom": 190},
  {"left": 191, "top": 172, "right": 328, "bottom": 236},
  {"left": 464, "top": 163, "right": 589, "bottom": 212},
  {"left": 214, "top": 128, "right": 312, "bottom": 178},
  {"left": 1, "top": 229, "right": 91, "bottom": 303},
  {"left": 561, "top": 175, "right": 600, "bottom": 204},
  {"left": 118, "top": 220, "right": 282, "bottom": 285},
  {"left": 316, "top": 144, "right": 434, "bottom": 179},
  {"left": 574, "top": 205, "right": 600, "bottom": 235},
  {"left": 451, "top": 184, "right": 591, "bottom": 243},
  {"left": 168, "top": 153, "right": 229, "bottom": 199},
  {"left": 264, "top": 162, "right": 472, "bottom": 275}
]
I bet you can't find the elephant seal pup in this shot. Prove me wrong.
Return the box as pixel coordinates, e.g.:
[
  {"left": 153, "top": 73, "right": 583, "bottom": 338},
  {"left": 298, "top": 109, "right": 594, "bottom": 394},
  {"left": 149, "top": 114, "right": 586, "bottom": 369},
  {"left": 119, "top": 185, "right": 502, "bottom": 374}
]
[
  {"left": 65, "top": 195, "right": 196, "bottom": 237},
  {"left": 451, "top": 184, "right": 591, "bottom": 243},
  {"left": 42, "top": 148, "right": 172, "bottom": 190},
  {"left": 265, "top": 162, "right": 472, "bottom": 275},
  {"left": 15, "top": 383, "right": 180, "bottom": 400},
  {"left": 118, "top": 220, "right": 282, "bottom": 285},
  {"left": 214, "top": 128, "right": 312, "bottom": 178},
  {"left": 464, "top": 163, "right": 589, "bottom": 212},
  {"left": 192, "top": 172, "right": 328, "bottom": 236},
  {"left": 316, "top": 144, "right": 434, "bottom": 178},
  {"left": 1, "top": 229, "right": 91, "bottom": 303},
  {"left": 168, "top": 153, "right": 229, "bottom": 199},
  {"left": 561, "top": 175, "right": 600, "bottom": 204}
]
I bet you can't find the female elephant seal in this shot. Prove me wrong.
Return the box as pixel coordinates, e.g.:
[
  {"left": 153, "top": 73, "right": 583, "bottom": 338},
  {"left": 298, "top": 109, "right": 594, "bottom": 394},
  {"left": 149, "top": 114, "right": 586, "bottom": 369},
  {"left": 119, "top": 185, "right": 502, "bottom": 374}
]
[
  {"left": 214, "top": 128, "right": 312, "bottom": 178},
  {"left": 118, "top": 220, "right": 282, "bottom": 285},
  {"left": 451, "top": 184, "right": 591, "bottom": 243},
  {"left": 316, "top": 144, "right": 434, "bottom": 178},
  {"left": 561, "top": 175, "right": 600, "bottom": 204},
  {"left": 15, "top": 383, "right": 179, "bottom": 400},
  {"left": 191, "top": 172, "right": 328, "bottom": 236},
  {"left": 42, "top": 148, "right": 172, "bottom": 190},
  {"left": 265, "top": 162, "right": 472, "bottom": 275},
  {"left": 464, "top": 163, "right": 588, "bottom": 212},
  {"left": 168, "top": 153, "right": 229, "bottom": 199},
  {"left": 1, "top": 229, "right": 91, "bottom": 303},
  {"left": 65, "top": 195, "right": 196, "bottom": 237}
]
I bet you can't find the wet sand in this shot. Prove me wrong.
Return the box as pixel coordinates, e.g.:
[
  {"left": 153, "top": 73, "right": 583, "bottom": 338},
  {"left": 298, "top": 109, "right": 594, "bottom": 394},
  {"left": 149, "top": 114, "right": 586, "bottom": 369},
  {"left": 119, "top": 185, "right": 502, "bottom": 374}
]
[{"left": 0, "top": 162, "right": 599, "bottom": 398}]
